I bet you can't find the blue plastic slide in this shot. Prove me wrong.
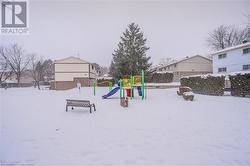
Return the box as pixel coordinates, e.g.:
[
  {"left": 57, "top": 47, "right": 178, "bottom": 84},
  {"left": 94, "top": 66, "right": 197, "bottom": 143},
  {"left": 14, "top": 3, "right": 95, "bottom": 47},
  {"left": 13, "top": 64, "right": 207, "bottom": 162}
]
[
  {"left": 102, "top": 87, "right": 120, "bottom": 99},
  {"left": 137, "top": 87, "right": 142, "bottom": 96}
]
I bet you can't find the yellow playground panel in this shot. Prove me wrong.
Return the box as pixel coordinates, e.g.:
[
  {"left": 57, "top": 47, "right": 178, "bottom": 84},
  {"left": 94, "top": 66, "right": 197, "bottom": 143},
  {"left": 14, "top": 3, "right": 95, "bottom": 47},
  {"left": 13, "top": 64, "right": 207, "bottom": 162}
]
[
  {"left": 122, "top": 78, "right": 130, "bottom": 89},
  {"left": 133, "top": 76, "right": 142, "bottom": 87},
  {"left": 122, "top": 76, "right": 142, "bottom": 88}
]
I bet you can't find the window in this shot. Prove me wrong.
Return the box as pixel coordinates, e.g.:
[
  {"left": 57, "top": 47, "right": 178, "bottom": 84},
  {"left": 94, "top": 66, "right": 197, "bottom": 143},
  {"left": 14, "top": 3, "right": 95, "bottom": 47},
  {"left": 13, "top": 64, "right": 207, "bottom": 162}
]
[
  {"left": 218, "top": 53, "right": 227, "bottom": 59},
  {"left": 92, "top": 65, "right": 94, "bottom": 70},
  {"left": 243, "top": 48, "right": 250, "bottom": 54},
  {"left": 243, "top": 64, "right": 250, "bottom": 70},
  {"left": 218, "top": 67, "right": 227, "bottom": 73},
  {"left": 174, "top": 64, "right": 177, "bottom": 67}
]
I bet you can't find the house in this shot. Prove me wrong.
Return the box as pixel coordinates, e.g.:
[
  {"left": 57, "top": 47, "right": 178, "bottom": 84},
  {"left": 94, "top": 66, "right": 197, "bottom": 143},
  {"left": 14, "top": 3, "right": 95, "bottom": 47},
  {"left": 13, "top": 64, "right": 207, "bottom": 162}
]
[
  {"left": 157, "top": 55, "right": 212, "bottom": 81},
  {"left": 53, "top": 56, "right": 99, "bottom": 90},
  {"left": 0, "top": 69, "right": 34, "bottom": 88},
  {"left": 212, "top": 42, "right": 250, "bottom": 74}
]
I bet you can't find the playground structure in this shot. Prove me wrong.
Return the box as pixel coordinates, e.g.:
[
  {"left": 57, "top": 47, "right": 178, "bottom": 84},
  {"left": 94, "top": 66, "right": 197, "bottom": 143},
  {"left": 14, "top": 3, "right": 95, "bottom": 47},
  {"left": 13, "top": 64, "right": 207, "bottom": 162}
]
[{"left": 102, "top": 70, "right": 145, "bottom": 100}]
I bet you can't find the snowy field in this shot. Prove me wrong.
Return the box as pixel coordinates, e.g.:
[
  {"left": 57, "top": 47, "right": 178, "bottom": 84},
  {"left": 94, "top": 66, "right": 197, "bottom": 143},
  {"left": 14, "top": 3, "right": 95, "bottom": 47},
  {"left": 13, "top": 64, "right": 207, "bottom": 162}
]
[{"left": 0, "top": 87, "right": 250, "bottom": 165}]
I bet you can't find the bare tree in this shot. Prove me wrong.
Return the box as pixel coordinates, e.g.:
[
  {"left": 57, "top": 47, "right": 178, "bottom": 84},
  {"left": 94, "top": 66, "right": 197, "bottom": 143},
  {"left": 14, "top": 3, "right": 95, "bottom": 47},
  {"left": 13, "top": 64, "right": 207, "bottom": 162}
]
[
  {"left": 30, "top": 54, "right": 45, "bottom": 90},
  {"left": 99, "top": 66, "right": 109, "bottom": 76},
  {"left": 0, "top": 47, "right": 12, "bottom": 85},
  {"left": 230, "top": 26, "right": 249, "bottom": 44},
  {"left": 207, "top": 25, "right": 249, "bottom": 51},
  {"left": 92, "top": 63, "right": 110, "bottom": 76},
  {"left": 158, "top": 57, "right": 176, "bottom": 66},
  {"left": 207, "top": 25, "right": 229, "bottom": 50},
  {"left": 2, "top": 44, "right": 30, "bottom": 86},
  {"left": 246, "top": 14, "right": 250, "bottom": 42}
]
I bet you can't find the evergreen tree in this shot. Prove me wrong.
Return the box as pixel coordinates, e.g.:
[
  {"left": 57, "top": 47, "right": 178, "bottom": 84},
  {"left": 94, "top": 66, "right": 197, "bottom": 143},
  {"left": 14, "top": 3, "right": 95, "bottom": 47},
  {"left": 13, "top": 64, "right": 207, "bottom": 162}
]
[{"left": 110, "top": 23, "right": 151, "bottom": 80}]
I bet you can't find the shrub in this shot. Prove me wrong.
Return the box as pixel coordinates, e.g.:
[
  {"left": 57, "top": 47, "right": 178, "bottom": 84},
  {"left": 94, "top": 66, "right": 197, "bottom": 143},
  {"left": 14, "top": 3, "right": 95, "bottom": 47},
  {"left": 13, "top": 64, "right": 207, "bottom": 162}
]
[
  {"left": 229, "top": 73, "right": 250, "bottom": 97},
  {"left": 180, "top": 75, "right": 225, "bottom": 96},
  {"left": 148, "top": 72, "right": 173, "bottom": 83}
]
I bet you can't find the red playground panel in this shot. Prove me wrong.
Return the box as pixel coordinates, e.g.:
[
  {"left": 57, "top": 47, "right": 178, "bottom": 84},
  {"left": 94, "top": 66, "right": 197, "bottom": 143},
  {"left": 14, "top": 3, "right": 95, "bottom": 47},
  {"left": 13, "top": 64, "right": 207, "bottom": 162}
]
[
  {"left": 126, "top": 89, "right": 131, "bottom": 97},
  {"left": 126, "top": 89, "right": 134, "bottom": 97}
]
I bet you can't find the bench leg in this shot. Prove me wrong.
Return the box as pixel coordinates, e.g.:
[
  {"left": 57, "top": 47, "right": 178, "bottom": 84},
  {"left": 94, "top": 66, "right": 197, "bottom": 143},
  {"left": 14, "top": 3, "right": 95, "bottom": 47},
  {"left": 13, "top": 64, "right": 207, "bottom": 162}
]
[
  {"left": 66, "top": 105, "right": 68, "bottom": 112},
  {"left": 93, "top": 104, "right": 96, "bottom": 111},
  {"left": 90, "top": 106, "right": 92, "bottom": 113}
]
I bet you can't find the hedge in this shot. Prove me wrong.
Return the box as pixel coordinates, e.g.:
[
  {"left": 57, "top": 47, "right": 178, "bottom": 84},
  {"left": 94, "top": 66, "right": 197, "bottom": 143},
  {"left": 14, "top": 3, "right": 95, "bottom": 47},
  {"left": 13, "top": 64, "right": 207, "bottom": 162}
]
[
  {"left": 180, "top": 75, "right": 225, "bottom": 96},
  {"left": 148, "top": 72, "right": 173, "bottom": 83},
  {"left": 97, "top": 79, "right": 115, "bottom": 87},
  {"left": 229, "top": 73, "right": 250, "bottom": 97}
]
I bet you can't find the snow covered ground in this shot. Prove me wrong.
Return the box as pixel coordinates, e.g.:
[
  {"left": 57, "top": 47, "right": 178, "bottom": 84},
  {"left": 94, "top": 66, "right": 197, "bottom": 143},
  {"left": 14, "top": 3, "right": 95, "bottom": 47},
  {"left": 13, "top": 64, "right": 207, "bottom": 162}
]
[{"left": 0, "top": 87, "right": 250, "bottom": 165}]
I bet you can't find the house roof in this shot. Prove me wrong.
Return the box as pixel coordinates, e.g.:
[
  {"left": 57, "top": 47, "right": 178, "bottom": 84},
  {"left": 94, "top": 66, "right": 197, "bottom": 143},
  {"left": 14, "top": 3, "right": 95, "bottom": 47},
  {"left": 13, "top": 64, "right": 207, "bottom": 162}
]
[
  {"left": 158, "top": 55, "right": 212, "bottom": 69},
  {"left": 54, "top": 56, "right": 90, "bottom": 64},
  {"left": 211, "top": 42, "right": 250, "bottom": 55}
]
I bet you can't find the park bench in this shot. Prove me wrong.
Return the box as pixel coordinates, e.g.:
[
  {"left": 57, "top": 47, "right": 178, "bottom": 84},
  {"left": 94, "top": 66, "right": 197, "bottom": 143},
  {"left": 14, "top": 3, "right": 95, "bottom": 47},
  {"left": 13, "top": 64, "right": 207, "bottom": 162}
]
[
  {"left": 177, "top": 86, "right": 192, "bottom": 96},
  {"left": 183, "top": 92, "right": 194, "bottom": 101},
  {"left": 66, "top": 99, "right": 96, "bottom": 113}
]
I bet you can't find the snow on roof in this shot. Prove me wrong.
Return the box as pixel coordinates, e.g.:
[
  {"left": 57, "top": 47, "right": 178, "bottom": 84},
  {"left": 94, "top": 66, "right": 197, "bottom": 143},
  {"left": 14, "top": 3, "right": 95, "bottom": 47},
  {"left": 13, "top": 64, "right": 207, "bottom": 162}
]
[
  {"left": 181, "top": 70, "right": 250, "bottom": 79},
  {"left": 97, "top": 76, "right": 113, "bottom": 80},
  {"left": 158, "top": 55, "right": 211, "bottom": 69},
  {"left": 0, "top": 69, "right": 12, "bottom": 72},
  {"left": 229, "top": 70, "right": 250, "bottom": 76},
  {"left": 149, "top": 64, "right": 163, "bottom": 71},
  {"left": 211, "top": 42, "right": 250, "bottom": 55},
  {"left": 155, "top": 71, "right": 174, "bottom": 74},
  {"left": 4, "top": 79, "right": 17, "bottom": 83}
]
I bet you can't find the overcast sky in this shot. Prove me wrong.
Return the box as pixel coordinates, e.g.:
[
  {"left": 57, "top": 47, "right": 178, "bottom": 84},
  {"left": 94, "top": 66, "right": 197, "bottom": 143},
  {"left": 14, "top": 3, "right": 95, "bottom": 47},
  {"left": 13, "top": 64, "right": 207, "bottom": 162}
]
[{"left": 1, "top": 0, "right": 250, "bottom": 67}]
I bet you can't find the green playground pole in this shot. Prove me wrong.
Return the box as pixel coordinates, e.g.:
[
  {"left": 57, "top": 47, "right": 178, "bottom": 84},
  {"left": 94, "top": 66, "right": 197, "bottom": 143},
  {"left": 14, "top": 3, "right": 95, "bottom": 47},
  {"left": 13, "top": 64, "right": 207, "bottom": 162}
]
[
  {"left": 109, "top": 81, "right": 112, "bottom": 92},
  {"left": 142, "top": 70, "right": 145, "bottom": 100},
  {"left": 133, "top": 76, "right": 135, "bottom": 86},
  {"left": 130, "top": 74, "right": 133, "bottom": 99},
  {"left": 93, "top": 80, "right": 96, "bottom": 96},
  {"left": 119, "top": 79, "right": 122, "bottom": 98},
  {"left": 132, "top": 76, "right": 135, "bottom": 98}
]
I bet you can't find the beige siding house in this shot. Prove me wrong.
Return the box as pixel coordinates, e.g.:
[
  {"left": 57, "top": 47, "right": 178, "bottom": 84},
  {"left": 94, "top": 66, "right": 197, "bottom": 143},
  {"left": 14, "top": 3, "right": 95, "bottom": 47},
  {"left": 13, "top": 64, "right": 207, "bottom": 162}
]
[
  {"left": 53, "top": 56, "right": 99, "bottom": 90},
  {"left": 158, "top": 55, "right": 212, "bottom": 81}
]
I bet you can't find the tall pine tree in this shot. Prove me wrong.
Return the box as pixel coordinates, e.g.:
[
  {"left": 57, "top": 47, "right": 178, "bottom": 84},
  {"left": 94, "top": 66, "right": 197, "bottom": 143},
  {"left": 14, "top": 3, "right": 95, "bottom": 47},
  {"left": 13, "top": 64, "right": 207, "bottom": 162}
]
[{"left": 110, "top": 23, "right": 151, "bottom": 80}]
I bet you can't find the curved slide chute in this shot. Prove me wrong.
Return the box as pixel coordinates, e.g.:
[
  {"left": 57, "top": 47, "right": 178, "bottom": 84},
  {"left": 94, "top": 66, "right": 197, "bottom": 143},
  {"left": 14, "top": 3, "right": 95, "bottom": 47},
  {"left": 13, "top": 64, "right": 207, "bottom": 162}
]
[{"left": 102, "top": 87, "right": 120, "bottom": 99}]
